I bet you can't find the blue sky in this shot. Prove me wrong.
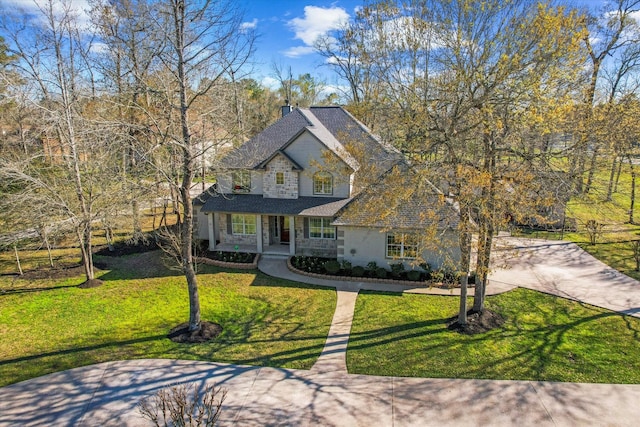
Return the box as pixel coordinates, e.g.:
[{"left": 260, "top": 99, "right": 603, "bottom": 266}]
[
  {"left": 241, "top": 0, "right": 362, "bottom": 89},
  {"left": 241, "top": 0, "right": 609, "bottom": 90},
  {"left": 3, "top": 0, "right": 615, "bottom": 92}
]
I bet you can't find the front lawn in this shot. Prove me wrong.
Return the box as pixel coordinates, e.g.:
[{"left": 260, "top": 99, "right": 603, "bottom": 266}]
[
  {"left": 0, "top": 251, "right": 336, "bottom": 387},
  {"left": 348, "top": 289, "right": 640, "bottom": 383}
]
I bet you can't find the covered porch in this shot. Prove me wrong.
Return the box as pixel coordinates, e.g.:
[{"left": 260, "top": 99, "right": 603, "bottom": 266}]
[{"left": 207, "top": 213, "right": 297, "bottom": 256}]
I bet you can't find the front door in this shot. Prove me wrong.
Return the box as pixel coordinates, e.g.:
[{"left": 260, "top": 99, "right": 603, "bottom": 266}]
[{"left": 280, "top": 216, "right": 290, "bottom": 244}]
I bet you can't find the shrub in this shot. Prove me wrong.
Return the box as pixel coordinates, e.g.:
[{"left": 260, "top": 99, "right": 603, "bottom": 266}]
[
  {"left": 407, "top": 270, "right": 421, "bottom": 281},
  {"left": 375, "top": 267, "right": 388, "bottom": 279},
  {"left": 352, "top": 266, "right": 365, "bottom": 277},
  {"left": 366, "top": 261, "right": 378, "bottom": 272},
  {"left": 419, "top": 262, "right": 433, "bottom": 280},
  {"left": 138, "top": 382, "right": 226, "bottom": 427},
  {"left": 441, "top": 269, "right": 461, "bottom": 284},
  {"left": 208, "top": 250, "right": 254, "bottom": 264},
  {"left": 324, "top": 260, "right": 341, "bottom": 274},
  {"left": 390, "top": 262, "right": 405, "bottom": 278},
  {"left": 431, "top": 270, "right": 445, "bottom": 283}
]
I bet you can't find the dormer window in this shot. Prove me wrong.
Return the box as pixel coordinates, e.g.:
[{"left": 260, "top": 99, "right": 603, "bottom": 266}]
[
  {"left": 232, "top": 171, "right": 251, "bottom": 193},
  {"left": 313, "top": 172, "right": 333, "bottom": 195},
  {"left": 276, "top": 172, "right": 284, "bottom": 185}
]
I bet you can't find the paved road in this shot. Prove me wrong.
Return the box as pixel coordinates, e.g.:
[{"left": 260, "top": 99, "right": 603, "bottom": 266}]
[{"left": 2, "top": 238, "right": 640, "bottom": 426}]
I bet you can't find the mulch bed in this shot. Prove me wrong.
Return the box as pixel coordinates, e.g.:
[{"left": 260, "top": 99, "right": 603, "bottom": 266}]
[
  {"left": 78, "top": 278, "right": 104, "bottom": 288},
  {"left": 168, "top": 321, "right": 223, "bottom": 343},
  {"left": 14, "top": 264, "right": 87, "bottom": 280},
  {"left": 95, "top": 239, "right": 159, "bottom": 257},
  {"left": 447, "top": 309, "right": 505, "bottom": 335}
]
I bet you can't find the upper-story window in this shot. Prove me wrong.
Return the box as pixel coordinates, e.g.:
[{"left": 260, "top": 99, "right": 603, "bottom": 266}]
[
  {"left": 276, "top": 172, "right": 284, "bottom": 185},
  {"left": 232, "top": 171, "right": 251, "bottom": 193},
  {"left": 313, "top": 172, "right": 333, "bottom": 195}
]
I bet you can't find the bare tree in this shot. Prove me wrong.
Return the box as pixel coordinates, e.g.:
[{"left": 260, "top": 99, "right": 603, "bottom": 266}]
[
  {"left": 574, "top": 0, "right": 640, "bottom": 194},
  {"left": 139, "top": 0, "right": 254, "bottom": 332},
  {"left": 0, "top": 0, "right": 126, "bottom": 284}
]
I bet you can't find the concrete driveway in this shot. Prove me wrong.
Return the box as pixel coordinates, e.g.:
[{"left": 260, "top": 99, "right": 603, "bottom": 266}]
[
  {"left": 489, "top": 237, "right": 640, "bottom": 317},
  {"left": 2, "top": 359, "right": 640, "bottom": 426}
]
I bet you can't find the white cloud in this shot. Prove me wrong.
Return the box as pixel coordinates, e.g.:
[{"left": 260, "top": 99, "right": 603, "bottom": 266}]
[
  {"left": 261, "top": 76, "right": 280, "bottom": 90},
  {"left": 282, "top": 45, "right": 316, "bottom": 58},
  {"left": 288, "top": 5, "right": 349, "bottom": 46},
  {"left": 3, "top": 0, "right": 92, "bottom": 31},
  {"left": 90, "top": 41, "right": 109, "bottom": 54},
  {"left": 240, "top": 18, "right": 258, "bottom": 31}
]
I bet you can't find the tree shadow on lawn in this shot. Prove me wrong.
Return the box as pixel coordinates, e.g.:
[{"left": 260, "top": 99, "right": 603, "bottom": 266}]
[
  {"left": 0, "top": 334, "right": 168, "bottom": 368},
  {"left": 95, "top": 250, "right": 187, "bottom": 281},
  {"left": 0, "top": 283, "right": 82, "bottom": 296},
  {"left": 346, "top": 289, "right": 640, "bottom": 382}
]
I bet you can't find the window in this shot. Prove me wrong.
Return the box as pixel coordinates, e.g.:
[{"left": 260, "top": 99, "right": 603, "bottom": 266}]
[
  {"left": 232, "top": 171, "right": 251, "bottom": 193},
  {"left": 309, "top": 217, "right": 336, "bottom": 239},
  {"left": 276, "top": 172, "right": 284, "bottom": 185},
  {"left": 231, "top": 214, "right": 256, "bottom": 235},
  {"left": 313, "top": 172, "right": 333, "bottom": 195},
  {"left": 386, "top": 233, "right": 418, "bottom": 259}
]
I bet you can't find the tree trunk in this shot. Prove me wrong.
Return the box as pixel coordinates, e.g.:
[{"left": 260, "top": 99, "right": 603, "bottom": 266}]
[
  {"left": 76, "top": 224, "right": 94, "bottom": 281},
  {"left": 14, "top": 244, "right": 23, "bottom": 275},
  {"left": 606, "top": 155, "right": 617, "bottom": 201},
  {"left": 473, "top": 225, "right": 492, "bottom": 313},
  {"left": 132, "top": 199, "right": 143, "bottom": 242},
  {"left": 174, "top": 0, "right": 201, "bottom": 332},
  {"left": 630, "top": 157, "right": 636, "bottom": 225},
  {"left": 615, "top": 158, "right": 623, "bottom": 193},
  {"left": 43, "top": 229, "right": 54, "bottom": 268},
  {"left": 584, "top": 144, "right": 599, "bottom": 194},
  {"left": 458, "top": 209, "right": 471, "bottom": 325}
]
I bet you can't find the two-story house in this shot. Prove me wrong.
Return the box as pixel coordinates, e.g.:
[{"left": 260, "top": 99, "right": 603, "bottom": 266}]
[{"left": 194, "top": 105, "right": 460, "bottom": 269}]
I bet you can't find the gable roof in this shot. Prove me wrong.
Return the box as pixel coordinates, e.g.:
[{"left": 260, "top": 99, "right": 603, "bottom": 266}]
[
  {"left": 256, "top": 150, "right": 304, "bottom": 171},
  {"left": 333, "top": 165, "right": 460, "bottom": 230},
  {"left": 219, "top": 107, "right": 401, "bottom": 180}
]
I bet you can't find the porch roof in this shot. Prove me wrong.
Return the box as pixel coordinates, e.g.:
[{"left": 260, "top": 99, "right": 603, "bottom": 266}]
[{"left": 200, "top": 194, "right": 352, "bottom": 217}]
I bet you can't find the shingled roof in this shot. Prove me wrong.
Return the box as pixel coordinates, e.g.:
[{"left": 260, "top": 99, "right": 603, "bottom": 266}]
[
  {"left": 200, "top": 194, "right": 352, "bottom": 217},
  {"left": 219, "top": 106, "right": 401, "bottom": 180},
  {"left": 332, "top": 166, "right": 460, "bottom": 230}
]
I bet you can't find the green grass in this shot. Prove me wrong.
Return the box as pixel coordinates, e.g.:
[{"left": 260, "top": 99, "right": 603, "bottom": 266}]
[
  {"left": 0, "top": 251, "right": 336, "bottom": 387},
  {"left": 348, "top": 289, "right": 640, "bottom": 383},
  {"left": 513, "top": 160, "right": 640, "bottom": 280}
]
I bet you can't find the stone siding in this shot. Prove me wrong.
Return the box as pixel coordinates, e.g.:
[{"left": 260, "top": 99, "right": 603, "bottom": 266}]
[
  {"left": 294, "top": 219, "right": 337, "bottom": 257},
  {"left": 263, "top": 154, "right": 299, "bottom": 199},
  {"left": 218, "top": 213, "right": 258, "bottom": 246}
]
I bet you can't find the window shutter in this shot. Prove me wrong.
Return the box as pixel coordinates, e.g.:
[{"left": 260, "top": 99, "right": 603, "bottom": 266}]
[
  {"left": 227, "top": 214, "right": 232, "bottom": 234},
  {"left": 304, "top": 217, "right": 309, "bottom": 238}
]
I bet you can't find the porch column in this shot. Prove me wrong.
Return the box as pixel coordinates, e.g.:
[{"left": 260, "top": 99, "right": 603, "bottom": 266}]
[
  {"left": 207, "top": 213, "right": 215, "bottom": 250},
  {"left": 256, "top": 214, "right": 263, "bottom": 253},
  {"left": 289, "top": 215, "right": 295, "bottom": 255}
]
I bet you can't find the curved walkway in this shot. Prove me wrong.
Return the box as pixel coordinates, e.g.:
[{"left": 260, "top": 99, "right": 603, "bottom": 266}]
[
  {"left": 3, "top": 241, "right": 640, "bottom": 426},
  {"left": 258, "top": 256, "right": 515, "bottom": 374}
]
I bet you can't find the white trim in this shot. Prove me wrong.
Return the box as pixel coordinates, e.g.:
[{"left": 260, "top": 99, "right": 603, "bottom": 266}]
[
  {"left": 289, "top": 215, "right": 295, "bottom": 255},
  {"left": 207, "top": 213, "right": 215, "bottom": 250},
  {"left": 256, "top": 214, "right": 263, "bottom": 252}
]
